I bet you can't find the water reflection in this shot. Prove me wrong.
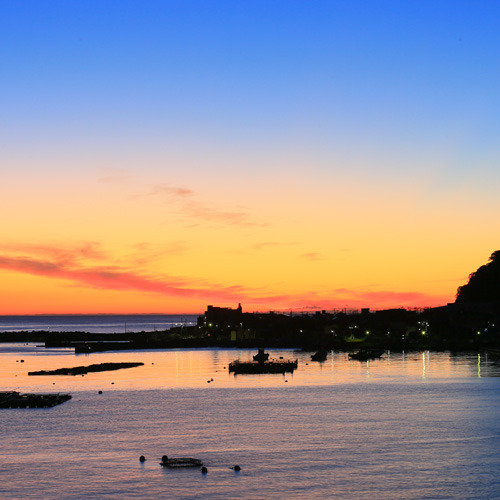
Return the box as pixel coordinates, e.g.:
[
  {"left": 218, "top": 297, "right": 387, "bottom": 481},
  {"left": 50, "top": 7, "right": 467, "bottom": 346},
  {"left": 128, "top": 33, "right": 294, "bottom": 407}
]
[{"left": 1, "top": 344, "right": 500, "bottom": 392}]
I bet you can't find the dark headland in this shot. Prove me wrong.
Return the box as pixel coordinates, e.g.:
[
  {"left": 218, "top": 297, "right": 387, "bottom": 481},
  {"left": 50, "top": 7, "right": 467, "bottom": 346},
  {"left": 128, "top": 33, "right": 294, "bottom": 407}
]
[{"left": 2, "top": 251, "right": 500, "bottom": 352}]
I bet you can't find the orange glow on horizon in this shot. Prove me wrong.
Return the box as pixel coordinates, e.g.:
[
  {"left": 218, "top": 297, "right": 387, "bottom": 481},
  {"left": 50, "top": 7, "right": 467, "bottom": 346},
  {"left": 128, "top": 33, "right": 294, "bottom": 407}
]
[{"left": 1, "top": 167, "right": 497, "bottom": 314}]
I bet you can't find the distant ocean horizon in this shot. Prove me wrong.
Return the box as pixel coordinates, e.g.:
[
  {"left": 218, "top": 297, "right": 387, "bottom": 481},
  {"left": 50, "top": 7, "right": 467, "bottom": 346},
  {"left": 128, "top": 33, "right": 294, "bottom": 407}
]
[{"left": 0, "top": 314, "right": 200, "bottom": 333}]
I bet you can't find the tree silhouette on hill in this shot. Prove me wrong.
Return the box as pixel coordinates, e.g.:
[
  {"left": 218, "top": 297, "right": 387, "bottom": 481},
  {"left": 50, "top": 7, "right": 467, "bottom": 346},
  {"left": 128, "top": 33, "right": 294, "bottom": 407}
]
[{"left": 456, "top": 250, "right": 500, "bottom": 303}]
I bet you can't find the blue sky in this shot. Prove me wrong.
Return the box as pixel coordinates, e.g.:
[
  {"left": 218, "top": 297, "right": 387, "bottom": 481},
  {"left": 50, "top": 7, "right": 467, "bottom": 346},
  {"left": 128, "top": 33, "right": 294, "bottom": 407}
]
[
  {"left": 4, "top": 1, "right": 500, "bottom": 160},
  {"left": 1, "top": 0, "right": 499, "bottom": 313}
]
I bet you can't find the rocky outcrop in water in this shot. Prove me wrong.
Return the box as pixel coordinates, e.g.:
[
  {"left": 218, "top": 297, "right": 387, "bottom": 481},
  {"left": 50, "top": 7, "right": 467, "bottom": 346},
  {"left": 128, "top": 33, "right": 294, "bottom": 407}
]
[{"left": 28, "top": 362, "right": 144, "bottom": 376}]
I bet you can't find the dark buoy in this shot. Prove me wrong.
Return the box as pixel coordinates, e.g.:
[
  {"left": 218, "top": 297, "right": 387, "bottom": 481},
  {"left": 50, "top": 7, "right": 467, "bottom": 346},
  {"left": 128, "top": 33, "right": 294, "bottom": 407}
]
[
  {"left": 20, "top": 360, "right": 24, "bottom": 363},
  {"left": 201, "top": 467, "right": 208, "bottom": 473},
  {"left": 211, "top": 378, "right": 213, "bottom": 381},
  {"left": 285, "top": 380, "right": 288, "bottom": 383},
  {"left": 98, "top": 390, "right": 103, "bottom": 394},
  {"left": 232, "top": 465, "right": 241, "bottom": 471},
  {"left": 139, "top": 455, "right": 146, "bottom": 462}
]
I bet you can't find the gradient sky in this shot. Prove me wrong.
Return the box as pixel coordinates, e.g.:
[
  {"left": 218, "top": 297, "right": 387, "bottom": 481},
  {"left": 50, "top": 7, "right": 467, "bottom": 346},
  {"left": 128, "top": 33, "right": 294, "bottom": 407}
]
[{"left": 1, "top": 0, "right": 500, "bottom": 314}]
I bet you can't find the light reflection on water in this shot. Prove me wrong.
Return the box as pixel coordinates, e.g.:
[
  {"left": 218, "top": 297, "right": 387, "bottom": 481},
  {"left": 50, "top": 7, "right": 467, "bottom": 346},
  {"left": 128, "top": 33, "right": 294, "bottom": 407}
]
[
  {"left": 1, "top": 346, "right": 500, "bottom": 499},
  {"left": 1, "top": 345, "right": 499, "bottom": 393}
]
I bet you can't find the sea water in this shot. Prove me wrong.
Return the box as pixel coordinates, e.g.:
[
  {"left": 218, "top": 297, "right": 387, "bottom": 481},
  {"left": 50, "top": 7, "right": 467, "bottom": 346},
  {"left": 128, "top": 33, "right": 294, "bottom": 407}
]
[
  {"left": 1, "top": 348, "right": 500, "bottom": 499},
  {"left": 0, "top": 314, "right": 198, "bottom": 333}
]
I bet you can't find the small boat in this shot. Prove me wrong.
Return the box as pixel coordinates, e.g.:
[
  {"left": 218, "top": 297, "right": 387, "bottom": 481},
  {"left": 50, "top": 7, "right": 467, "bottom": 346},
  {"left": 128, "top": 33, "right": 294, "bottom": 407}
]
[
  {"left": 160, "top": 455, "right": 203, "bottom": 468},
  {"left": 348, "top": 349, "right": 384, "bottom": 361},
  {"left": 311, "top": 349, "right": 328, "bottom": 362}
]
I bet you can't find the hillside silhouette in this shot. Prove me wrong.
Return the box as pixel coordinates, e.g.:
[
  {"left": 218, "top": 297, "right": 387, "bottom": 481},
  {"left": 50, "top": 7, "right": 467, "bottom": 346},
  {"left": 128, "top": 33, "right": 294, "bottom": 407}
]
[{"left": 456, "top": 250, "right": 500, "bottom": 303}]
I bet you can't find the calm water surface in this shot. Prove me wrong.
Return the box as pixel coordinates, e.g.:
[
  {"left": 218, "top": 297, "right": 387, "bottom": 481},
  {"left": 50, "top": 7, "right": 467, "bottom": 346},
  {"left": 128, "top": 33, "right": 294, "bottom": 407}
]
[
  {"left": 0, "top": 314, "right": 198, "bottom": 333},
  {"left": 1, "top": 347, "right": 499, "bottom": 499}
]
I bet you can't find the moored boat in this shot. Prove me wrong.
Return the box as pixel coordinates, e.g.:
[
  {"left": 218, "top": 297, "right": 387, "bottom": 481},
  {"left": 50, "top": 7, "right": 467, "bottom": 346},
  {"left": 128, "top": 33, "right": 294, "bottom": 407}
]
[
  {"left": 348, "top": 349, "right": 385, "bottom": 361},
  {"left": 311, "top": 349, "right": 328, "bottom": 362},
  {"left": 160, "top": 455, "right": 203, "bottom": 468}
]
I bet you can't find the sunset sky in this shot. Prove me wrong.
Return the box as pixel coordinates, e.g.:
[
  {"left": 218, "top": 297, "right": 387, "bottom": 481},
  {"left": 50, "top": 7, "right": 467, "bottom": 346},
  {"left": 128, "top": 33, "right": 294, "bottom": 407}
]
[{"left": 1, "top": 1, "right": 500, "bottom": 314}]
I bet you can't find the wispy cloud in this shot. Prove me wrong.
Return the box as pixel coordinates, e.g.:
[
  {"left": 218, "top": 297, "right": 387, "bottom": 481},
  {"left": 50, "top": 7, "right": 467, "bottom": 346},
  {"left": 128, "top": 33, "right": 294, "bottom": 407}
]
[
  {"left": 150, "top": 184, "right": 194, "bottom": 198},
  {"left": 323, "top": 288, "right": 446, "bottom": 309},
  {"left": 126, "top": 242, "right": 190, "bottom": 266},
  {"left": 300, "top": 252, "right": 325, "bottom": 261},
  {"left": 143, "top": 183, "right": 264, "bottom": 227},
  {"left": 0, "top": 242, "right": 107, "bottom": 263},
  {"left": 98, "top": 168, "right": 133, "bottom": 184},
  {"left": 0, "top": 256, "right": 61, "bottom": 275},
  {"left": 0, "top": 253, "right": 245, "bottom": 302},
  {"left": 0, "top": 246, "right": 449, "bottom": 310},
  {"left": 241, "top": 287, "right": 448, "bottom": 312},
  {"left": 252, "top": 242, "right": 296, "bottom": 250},
  {"left": 183, "top": 202, "right": 262, "bottom": 227}
]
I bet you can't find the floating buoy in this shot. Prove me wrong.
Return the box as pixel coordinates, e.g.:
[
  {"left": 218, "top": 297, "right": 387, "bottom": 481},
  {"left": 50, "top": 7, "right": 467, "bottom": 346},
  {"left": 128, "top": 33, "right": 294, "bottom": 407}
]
[
  {"left": 232, "top": 465, "right": 241, "bottom": 471},
  {"left": 285, "top": 380, "right": 288, "bottom": 382},
  {"left": 98, "top": 390, "right": 103, "bottom": 394},
  {"left": 139, "top": 455, "right": 146, "bottom": 462},
  {"left": 20, "top": 360, "right": 24, "bottom": 363},
  {"left": 111, "top": 382, "right": 114, "bottom": 384},
  {"left": 207, "top": 380, "right": 211, "bottom": 383},
  {"left": 210, "top": 378, "right": 213, "bottom": 381},
  {"left": 201, "top": 467, "right": 208, "bottom": 473}
]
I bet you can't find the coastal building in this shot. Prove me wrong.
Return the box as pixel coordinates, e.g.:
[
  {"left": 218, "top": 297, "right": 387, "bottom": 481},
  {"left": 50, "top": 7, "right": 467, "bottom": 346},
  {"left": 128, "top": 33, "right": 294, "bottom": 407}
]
[{"left": 200, "top": 303, "right": 243, "bottom": 328}]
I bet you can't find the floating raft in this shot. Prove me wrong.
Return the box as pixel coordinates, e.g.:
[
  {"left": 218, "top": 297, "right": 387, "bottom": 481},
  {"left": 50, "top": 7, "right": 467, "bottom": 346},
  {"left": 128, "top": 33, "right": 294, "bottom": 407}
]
[
  {"left": 0, "top": 391, "right": 71, "bottom": 409},
  {"left": 229, "top": 359, "right": 298, "bottom": 374},
  {"left": 160, "top": 457, "right": 203, "bottom": 468}
]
